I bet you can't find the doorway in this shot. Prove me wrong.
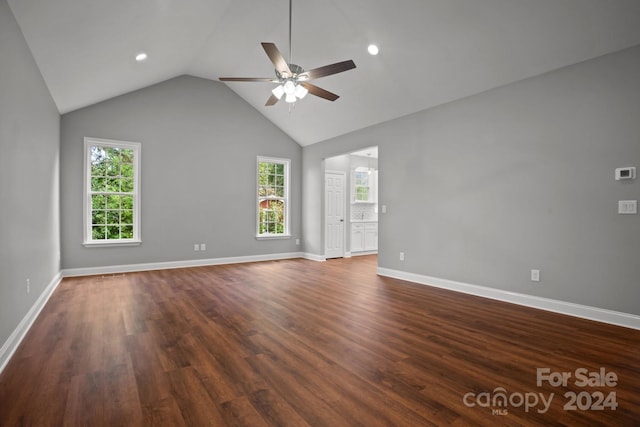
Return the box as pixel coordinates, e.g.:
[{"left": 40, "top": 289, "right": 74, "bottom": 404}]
[{"left": 324, "top": 146, "right": 378, "bottom": 259}]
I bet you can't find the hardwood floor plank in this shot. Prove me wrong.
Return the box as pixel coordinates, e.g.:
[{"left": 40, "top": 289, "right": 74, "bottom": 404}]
[
  {"left": 190, "top": 322, "right": 269, "bottom": 397},
  {"left": 64, "top": 372, "right": 105, "bottom": 425},
  {"left": 127, "top": 332, "right": 174, "bottom": 406},
  {"left": 250, "top": 329, "right": 438, "bottom": 426},
  {"left": 1, "top": 255, "right": 638, "bottom": 426},
  {"left": 179, "top": 333, "right": 242, "bottom": 404},
  {"left": 248, "top": 388, "right": 312, "bottom": 427},
  {"left": 142, "top": 396, "right": 188, "bottom": 427},
  {"left": 103, "top": 357, "right": 144, "bottom": 426},
  {"left": 166, "top": 366, "right": 227, "bottom": 426},
  {"left": 220, "top": 396, "right": 271, "bottom": 427},
  {"left": 246, "top": 353, "right": 356, "bottom": 427}
]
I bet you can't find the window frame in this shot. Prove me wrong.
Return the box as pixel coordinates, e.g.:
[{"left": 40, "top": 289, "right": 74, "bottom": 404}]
[
  {"left": 83, "top": 137, "right": 141, "bottom": 247},
  {"left": 353, "top": 168, "right": 371, "bottom": 202},
  {"left": 256, "top": 156, "right": 291, "bottom": 239}
]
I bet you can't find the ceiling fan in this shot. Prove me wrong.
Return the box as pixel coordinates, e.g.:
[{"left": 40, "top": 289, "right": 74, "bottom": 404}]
[{"left": 219, "top": 0, "right": 356, "bottom": 106}]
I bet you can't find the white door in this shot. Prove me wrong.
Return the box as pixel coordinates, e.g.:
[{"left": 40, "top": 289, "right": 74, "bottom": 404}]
[{"left": 325, "top": 171, "right": 346, "bottom": 258}]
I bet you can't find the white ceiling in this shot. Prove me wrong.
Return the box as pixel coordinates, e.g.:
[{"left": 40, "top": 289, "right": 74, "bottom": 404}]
[{"left": 8, "top": 0, "right": 640, "bottom": 146}]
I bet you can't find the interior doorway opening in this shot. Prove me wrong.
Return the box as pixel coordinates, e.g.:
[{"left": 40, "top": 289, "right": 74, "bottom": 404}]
[{"left": 324, "top": 146, "right": 378, "bottom": 259}]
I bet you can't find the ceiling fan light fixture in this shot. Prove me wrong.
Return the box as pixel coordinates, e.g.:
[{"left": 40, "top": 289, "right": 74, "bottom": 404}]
[
  {"left": 283, "top": 80, "right": 296, "bottom": 95},
  {"left": 295, "top": 84, "right": 308, "bottom": 99},
  {"left": 272, "top": 85, "right": 285, "bottom": 99},
  {"left": 285, "top": 93, "right": 297, "bottom": 103},
  {"left": 218, "top": 0, "right": 356, "bottom": 107}
]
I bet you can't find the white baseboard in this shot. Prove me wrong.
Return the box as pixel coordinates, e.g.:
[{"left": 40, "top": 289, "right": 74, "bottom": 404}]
[
  {"left": 0, "top": 272, "right": 63, "bottom": 374},
  {"left": 351, "top": 250, "right": 378, "bottom": 257},
  {"left": 377, "top": 267, "right": 640, "bottom": 331},
  {"left": 62, "top": 252, "right": 308, "bottom": 277},
  {"left": 301, "top": 252, "right": 326, "bottom": 262}
]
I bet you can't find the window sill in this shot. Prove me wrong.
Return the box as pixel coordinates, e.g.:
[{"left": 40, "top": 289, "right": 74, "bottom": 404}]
[
  {"left": 256, "top": 234, "right": 291, "bottom": 241},
  {"left": 83, "top": 240, "right": 142, "bottom": 248}
]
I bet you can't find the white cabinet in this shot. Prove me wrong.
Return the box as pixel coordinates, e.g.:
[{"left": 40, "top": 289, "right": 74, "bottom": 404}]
[
  {"left": 351, "top": 222, "right": 377, "bottom": 252},
  {"left": 364, "top": 223, "right": 378, "bottom": 251},
  {"left": 351, "top": 223, "right": 365, "bottom": 252}
]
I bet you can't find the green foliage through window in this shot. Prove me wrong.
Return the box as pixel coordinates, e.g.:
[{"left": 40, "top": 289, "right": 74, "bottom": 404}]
[
  {"left": 354, "top": 170, "right": 370, "bottom": 201},
  {"left": 258, "top": 158, "right": 289, "bottom": 236},
  {"left": 87, "top": 141, "right": 138, "bottom": 242}
]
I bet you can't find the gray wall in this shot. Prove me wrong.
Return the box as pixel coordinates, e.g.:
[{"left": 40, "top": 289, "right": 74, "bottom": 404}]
[
  {"left": 61, "top": 76, "right": 301, "bottom": 269},
  {"left": 303, "top": 45, "right": 640, "bottom": 315},
  {"left": 0, "top": 0, "right": 61, "bottom": 347}
]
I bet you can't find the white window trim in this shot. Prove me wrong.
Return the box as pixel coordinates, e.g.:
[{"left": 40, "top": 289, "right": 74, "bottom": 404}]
[
  {"left": 83, "top": 137, "right": 142, "bottom": 247},
  {"left": 256, "top": 156, "right": 291, "bottom": 239}
]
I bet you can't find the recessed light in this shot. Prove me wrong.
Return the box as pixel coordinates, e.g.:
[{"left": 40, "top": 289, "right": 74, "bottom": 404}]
[
  {"left": 135, "top": 52, "right": 148, "bottom": 62},
  {"left": 367, "top": 44, "right": 379, "bottom": 56}
]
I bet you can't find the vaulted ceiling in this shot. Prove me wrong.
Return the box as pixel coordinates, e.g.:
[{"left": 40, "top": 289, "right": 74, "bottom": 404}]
[{"left": 8, "top": 0, "right": 640, "bottom": 146}]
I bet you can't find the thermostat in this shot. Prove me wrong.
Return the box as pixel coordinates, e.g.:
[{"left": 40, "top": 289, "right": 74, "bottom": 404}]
[{"left": 615, "top": 167, "right": 636, "bottom": 181}]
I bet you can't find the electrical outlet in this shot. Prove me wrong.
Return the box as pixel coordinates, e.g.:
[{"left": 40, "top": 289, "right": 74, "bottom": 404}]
[
  {"left": 295, "top": 238, "right": 300, "bottom": 245},
  {"left": 399, "top": 252, "right": 405, "bottom": 261},
  {"left": 531, "top": 269, "right": 540, "bottom": 282},
  {"left": 194, "top": 244, "right": 200, "bottom": 251},
  {"left": 618, "top": 200, "right": 637, "bottom": 214}
]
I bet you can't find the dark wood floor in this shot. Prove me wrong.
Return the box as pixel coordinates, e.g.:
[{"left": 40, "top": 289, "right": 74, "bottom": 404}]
[{"left": 1, "top": 256, "right": 639, "bottom": 426}]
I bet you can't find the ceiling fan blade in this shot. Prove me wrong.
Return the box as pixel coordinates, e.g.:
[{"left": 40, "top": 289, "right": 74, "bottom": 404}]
[
  {"left": 300, "top": 82, "right": 339, "bottom": 101},
  {"left": 265, "top": 94, "right": 280, "bottom": 106},
  {"left": 219, "top": 77, "right": 276, "bottom": 82},
  {"left": 261, "top": 42, "right": 292, "bottom": 77},
  {"left": 299, "top": 60, "right": 356, "bottom": 80}
]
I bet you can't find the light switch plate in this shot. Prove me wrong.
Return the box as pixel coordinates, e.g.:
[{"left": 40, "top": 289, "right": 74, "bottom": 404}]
[{"left": 615, "top": 167, "right": 636, "bottom": 181}]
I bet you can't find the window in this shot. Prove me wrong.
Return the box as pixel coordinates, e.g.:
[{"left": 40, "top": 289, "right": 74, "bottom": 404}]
[
  {"left": 84, "top": 137, "right": 141, "bottom": 246},
  {"left": 353, "top": 168, "right": 371, "bottom": 202},
  {"left": 257, "top": 157, "right": 290, "bottom": 238}
]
